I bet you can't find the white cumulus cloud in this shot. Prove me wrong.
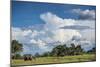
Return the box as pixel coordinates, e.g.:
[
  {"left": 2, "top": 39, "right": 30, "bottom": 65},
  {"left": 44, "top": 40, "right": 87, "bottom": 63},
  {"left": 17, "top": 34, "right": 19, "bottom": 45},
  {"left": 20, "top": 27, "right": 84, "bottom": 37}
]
[
  {"left": 12, "top": 12, "right": 95, "bottom": 54},
  {"left": 72, "top": 9, "right": 95, "bottom": 20}
]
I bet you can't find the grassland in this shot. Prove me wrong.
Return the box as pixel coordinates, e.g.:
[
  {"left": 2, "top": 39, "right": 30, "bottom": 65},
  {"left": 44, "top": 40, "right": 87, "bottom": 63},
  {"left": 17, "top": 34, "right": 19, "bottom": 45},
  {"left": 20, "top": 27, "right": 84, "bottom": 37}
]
[{"left": 11, "top": 54, "right": 96, "bottom": 66}]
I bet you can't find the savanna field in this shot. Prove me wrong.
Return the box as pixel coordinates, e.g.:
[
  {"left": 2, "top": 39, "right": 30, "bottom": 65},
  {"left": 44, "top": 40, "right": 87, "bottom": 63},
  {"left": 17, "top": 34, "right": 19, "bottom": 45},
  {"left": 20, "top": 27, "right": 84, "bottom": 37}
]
[{"left": 11, "top": 54, "right": 96, "bottom": 66}]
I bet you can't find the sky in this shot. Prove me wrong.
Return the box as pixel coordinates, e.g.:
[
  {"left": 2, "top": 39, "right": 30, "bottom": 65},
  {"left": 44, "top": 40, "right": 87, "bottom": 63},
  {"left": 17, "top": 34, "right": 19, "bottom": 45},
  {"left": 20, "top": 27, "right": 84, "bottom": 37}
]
[{"left": 12, "top": 1, "right": 96, "bottom": 55}]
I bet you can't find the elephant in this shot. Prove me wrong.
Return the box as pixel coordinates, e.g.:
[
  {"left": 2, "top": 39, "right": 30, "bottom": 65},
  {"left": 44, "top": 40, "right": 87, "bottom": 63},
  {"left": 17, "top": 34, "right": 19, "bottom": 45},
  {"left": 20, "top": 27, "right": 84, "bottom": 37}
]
[{"left": 24, "top": 54, "right": 32, "bottom": 61}]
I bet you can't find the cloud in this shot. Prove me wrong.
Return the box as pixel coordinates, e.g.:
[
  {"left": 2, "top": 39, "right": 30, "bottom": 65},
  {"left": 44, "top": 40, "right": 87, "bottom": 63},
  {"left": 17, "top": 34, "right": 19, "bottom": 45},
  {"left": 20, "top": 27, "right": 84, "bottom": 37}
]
[
  {"left": 60, "top": 25, "right": 92, "bottom": 30},
  {"left": 12, "top": 27, "right": 32, "bottom": 44},
  {"left": 12, "top": 27, "right": 24, "bottom": 41},
  {"left": 70, "top": 40, "right": 95, "bottom": 51},
  {"left": 30, "top": 39, "right": 46, "bottom": 47},
  {"left": 70, "top": 29, "right": 95, "bottom": 51},
  {"left": 12, "top": 12, "right": 95, "bottom": 54},
  {"left": 52, "top": 29, "right": 81, "bottom": 43},
  {"left": 40, "top": 12, "right": 81, "bottom": 43},
  {"left": 40, "top": 12, "right": 95, "bottom": 42},
  {"left": 80, "top": 41, "right": 95, "bottom": 51},
  {"left": 80, "top": 29, "right": 95, "bottom": 42},
  {"left": 72, "top": 9, "right": 95, "bottom": 20},
  {"left": 40, "top": 12, "right": 75, "bottom": 30}
]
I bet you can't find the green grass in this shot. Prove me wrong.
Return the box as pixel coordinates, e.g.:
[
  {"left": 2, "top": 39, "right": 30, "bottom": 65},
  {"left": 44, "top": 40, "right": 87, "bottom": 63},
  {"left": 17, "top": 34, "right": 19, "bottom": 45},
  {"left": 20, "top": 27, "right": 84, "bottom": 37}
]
[{"left": 11, "top": 54, "right": 96, "bottom": 66}]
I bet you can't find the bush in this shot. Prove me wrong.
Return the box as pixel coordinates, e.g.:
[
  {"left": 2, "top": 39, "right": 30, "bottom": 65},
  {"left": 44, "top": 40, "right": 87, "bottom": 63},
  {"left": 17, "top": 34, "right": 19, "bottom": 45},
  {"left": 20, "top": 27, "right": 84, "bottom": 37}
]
[{"left": 12, "top": 54, "right": 23, "bottom": 59}]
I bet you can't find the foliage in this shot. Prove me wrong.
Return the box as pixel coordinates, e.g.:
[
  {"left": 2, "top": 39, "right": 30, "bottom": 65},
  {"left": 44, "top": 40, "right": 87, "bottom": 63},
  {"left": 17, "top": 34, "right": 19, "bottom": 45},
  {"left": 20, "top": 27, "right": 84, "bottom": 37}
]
[
  {"left": 12, "top": 54, "right": 23, "bottom": 59},
  {"left": 51, "top": 45, "right": 66, "bottom": 57},
  {"left": 11, "top": 40, "right": 23, "bottom": 54},
  {"left": 11, "top": 40, "right": 23, "bottom": 59},
  {"left": 50, "top": 43, "right": 83, "bottom": 57},
  {"left": 35, "top": 53, "right": 40, "bottom": 57},
  {"left": 87, "top": 47, "right": 96, "bottom": 54}
]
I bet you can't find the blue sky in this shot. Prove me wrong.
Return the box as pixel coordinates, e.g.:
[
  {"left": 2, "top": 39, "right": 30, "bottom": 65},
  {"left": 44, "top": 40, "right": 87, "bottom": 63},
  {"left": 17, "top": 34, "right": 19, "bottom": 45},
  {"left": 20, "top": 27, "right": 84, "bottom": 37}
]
[
  {"left": 12, "top": 1, "right": 96, "bottom": 55},
  {"left": 12, "top": 1, "right": 96, "bottom": 27}
]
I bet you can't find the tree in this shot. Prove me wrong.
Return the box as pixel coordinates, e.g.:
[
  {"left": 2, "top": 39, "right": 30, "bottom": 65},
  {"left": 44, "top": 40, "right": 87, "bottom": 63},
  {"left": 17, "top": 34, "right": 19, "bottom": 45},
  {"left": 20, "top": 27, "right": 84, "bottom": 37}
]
[
  {"left": 11, "top": 40, "right": 23, "bottom": 59},
  {"left": 14, "top": 54, "right": 22, "bottom": 59},
  {"left": 11, "top": 40, "right": 23, "bottom": 54},
  {"left": 35, "top": 52, "right": 40, "bottom": 57},
  {"left": 67, "top": 44, "right": 83, "bottom": 55},
  {"left": 87, "top": 47, "right": 96, "bottom": 53},
  {"left": 70, "top": 43, "right": 76, "bottom": 55},
  {"left": 71, "top": 43, "right": 75, "bottom": 48},
  {"left": 41, "top": 52, "right": 51, "bottom": 57},
  {"left": 75, "top": 45, "right": 83, "bottom": 55},
  {"left": 51, "top": 45, "right": 66, "bottom": 57}
]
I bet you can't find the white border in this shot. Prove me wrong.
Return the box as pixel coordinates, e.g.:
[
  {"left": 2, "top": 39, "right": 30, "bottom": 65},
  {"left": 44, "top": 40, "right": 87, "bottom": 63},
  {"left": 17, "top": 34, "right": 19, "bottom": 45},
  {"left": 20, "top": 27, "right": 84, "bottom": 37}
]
[
  {"left": 15, "top": 0, "right": 96, "bottom": 5},
  {"left": 0, "top": 0, "right": 10, "bottom": 67}
]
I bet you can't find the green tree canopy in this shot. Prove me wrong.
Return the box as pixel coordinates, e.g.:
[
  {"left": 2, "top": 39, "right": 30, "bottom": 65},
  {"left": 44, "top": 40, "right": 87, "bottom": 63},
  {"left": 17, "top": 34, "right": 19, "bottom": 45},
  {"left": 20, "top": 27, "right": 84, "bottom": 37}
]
[
  {"left": 51, "top": 45, "right": 66, "bottom": 57},
  {"left": 11, "top": 40, "right": 23, "bottom": 54}
]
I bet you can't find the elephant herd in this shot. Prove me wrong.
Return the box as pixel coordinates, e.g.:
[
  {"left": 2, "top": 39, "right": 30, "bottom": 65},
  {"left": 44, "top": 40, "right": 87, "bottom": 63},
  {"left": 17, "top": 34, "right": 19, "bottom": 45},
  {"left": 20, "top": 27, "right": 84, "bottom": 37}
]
[{"left": 24, "top": 54, "right": 36, "bottom": 61}]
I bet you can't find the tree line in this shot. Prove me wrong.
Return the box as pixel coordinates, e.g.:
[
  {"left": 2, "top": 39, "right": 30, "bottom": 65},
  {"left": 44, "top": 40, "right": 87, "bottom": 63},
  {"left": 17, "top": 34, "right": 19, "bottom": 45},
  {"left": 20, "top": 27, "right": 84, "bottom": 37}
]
[
  {"left": 11, "top": 40, "right": 96, "bottom": 59},
  {"left": 39, "top": 43, "right": 83, "bottom": 57}
]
